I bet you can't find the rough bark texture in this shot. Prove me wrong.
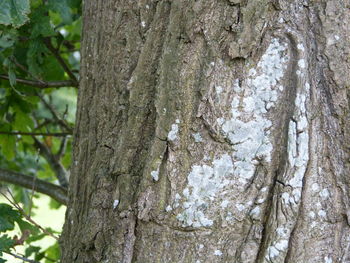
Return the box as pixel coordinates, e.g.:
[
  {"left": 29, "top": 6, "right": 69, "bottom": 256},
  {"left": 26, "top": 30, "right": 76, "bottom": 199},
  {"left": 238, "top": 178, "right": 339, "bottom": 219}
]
[{"left": 61, "top": 0, "right": 350, "bottom": 262}]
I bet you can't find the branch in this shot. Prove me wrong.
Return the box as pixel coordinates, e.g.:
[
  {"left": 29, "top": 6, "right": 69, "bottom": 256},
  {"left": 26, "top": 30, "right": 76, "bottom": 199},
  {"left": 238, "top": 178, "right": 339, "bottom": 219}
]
[
  {"left": 35, "top": 92, "right": 73, "bottom": 132},
  {"left": 3, "top": 251, "right": 40, "bottom": 263},
  {"left": 56, "top": 136, "right": 67, "bottom": 159},
  {"left": 44, "top": 38, "right": 79, "bottom": 86},
  {"left": 0, "top": 74, "right": 77, "bottom": 88},
  {"left": 0, "top": 131, "right": 71, "bottom": 137},
  {"left": 3, "top": 190, "right": 59, "bottom": 240},
  {"left": 0, "top": 168, "right": 68, "bottom": 205},
  {"left": 33, "top": 137, "right": 69, "bottom": 188}
]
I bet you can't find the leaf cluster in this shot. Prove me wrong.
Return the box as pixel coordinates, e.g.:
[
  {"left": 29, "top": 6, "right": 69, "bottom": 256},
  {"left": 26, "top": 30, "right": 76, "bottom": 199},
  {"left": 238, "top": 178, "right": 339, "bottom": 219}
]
[{"left": 0, "top": 0, "right": 81, "bottom": 262}]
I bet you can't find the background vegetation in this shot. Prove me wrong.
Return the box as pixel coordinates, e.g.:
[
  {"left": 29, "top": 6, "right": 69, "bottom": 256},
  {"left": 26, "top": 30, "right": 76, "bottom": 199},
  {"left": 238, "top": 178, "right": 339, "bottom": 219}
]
[{"left": 0, "top": 0, "right": 81, "bottom": 262}]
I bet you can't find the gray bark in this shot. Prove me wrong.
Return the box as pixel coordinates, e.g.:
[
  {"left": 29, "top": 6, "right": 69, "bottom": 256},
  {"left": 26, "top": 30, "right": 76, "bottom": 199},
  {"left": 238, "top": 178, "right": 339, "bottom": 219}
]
[{"left": 61, "top": 0, "right": 350, "bottom": 262}]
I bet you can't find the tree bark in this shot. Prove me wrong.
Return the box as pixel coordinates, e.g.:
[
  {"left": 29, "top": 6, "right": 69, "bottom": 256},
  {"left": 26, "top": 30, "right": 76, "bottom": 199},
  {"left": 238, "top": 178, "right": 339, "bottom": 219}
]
[{"left": 61, "top": 0, "right": 350, "bottom": 262}]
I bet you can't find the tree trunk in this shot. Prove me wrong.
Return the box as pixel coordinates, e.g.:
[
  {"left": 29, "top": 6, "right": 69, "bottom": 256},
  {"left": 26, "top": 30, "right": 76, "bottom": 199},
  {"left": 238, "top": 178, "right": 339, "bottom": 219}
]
[{"left": 60, "top": 0, "right": 350, "bottom": 262}]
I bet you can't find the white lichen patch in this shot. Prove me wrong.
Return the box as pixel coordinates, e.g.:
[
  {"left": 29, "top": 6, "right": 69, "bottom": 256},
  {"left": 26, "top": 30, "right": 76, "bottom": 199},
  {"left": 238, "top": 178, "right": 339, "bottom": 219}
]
[
  {"left": 113, "top": 199, "right": 119, "bottom": 209},
  {"left": 318, "top": 210, "right": 327, "bottom": 218},
  {"left": 218, "top": 39, "right": 289, "bottom": 183},
  {"left": 168, "top": 122, "right": 179, "bottom": 141},
  {"left": 176, "top": 154, "right": 233, "bottom": 227},
  {"left": 192, "top": 133, "right": 203, "bottom": 143},
  {"left": 215, "top": 85, "right": 223, "bottom": 95},
  {"left": 225, "top": 211, "right": 233, "bottom": 221},
  {"left": 264, "top": 48, "right": 310, "bottom": 262},
  {"left": 287, "top": 82, "right": 309, "bottom": 201},
  {"left": 276, "top": 227, "right": 288, "bottom": 238},
  {"left": 324, "top": 256, "right": 333, "bottom": 263},
  {"left": 236, "top": 203, "right": 245, "bottom": 211},
  {"left": 297, "top": 43, "right": 305, "bottom": 52},
  {"left": 177, "top": 38, "right": 290, "bottom": 228},
  {"left": 151, "top": 169, "right": 159, "bottom": 181},
  {"left": 311, "top": 183, "right": 320, "bottom": 192},
  {"left": 250, "top": 206, "right": 261, "bottom": 219},
  {"left": 266, "top": 239, "right": 289, "bottom": 259},
  {"left": 319, "top": 188, "right": 330, "bottom": 199},
  {"left": 309, "top": 211, "right": 316, "bottom": 219},
  {"left": 220, "top": 200, "right": 229, "bottom": 208},
  {"left": 298, "top": 59, "right": 306, "bottom": 69}
]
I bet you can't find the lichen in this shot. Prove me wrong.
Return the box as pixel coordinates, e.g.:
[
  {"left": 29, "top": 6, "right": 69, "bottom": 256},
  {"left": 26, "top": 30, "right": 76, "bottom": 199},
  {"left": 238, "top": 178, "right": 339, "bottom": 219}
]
[
  {"left": 266, "top": 239, "right": 288, "bottom": 259},
  {"left": 176, "top": 38, "right": 290, "bottom": 227},
  {"left": 192, "top": 133, "right": 203, "bottom": 143},
  {"left": 168, "top": 120, "right": 179, "bottom": 141},
  {"left": 324, "top": 256, "right": 333, "bottom": 263},
  {"left": 319, "top": 189, "right": 330, "bottom": 199},
  {"left": 176, "top": 154, "right": 233, "bottom": 227},
  {"left": 113, "top": 199, "right": 119, "bottom": 209},
  {"left": 151, "top": 169, "right": 159, "bottom": 181}
]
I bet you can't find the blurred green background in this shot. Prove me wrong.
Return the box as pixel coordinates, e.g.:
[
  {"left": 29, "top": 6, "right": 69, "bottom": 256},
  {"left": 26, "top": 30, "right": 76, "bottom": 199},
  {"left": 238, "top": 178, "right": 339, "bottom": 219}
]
[{"left": 0, "top": 0, "right": 81, "bottom": 262}]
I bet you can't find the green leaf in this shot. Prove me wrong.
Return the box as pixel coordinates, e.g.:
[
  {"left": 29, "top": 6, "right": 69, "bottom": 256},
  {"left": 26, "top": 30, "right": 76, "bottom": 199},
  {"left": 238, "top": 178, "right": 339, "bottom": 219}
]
[
  {"left": 13, "top": 111, "right": 34, "bottom": 132},
  {"left": 26, "top": 39, "right": 46, "bottom": 76},
  {"left": 42, "top": 55, "right": 64, "bottom": 81},
  {"left": 16, "top": 218, "right": 39, "bottom": 236},
  {"left": 0, "top": 33, "right": 16, "bottom": 49},
  {"left": 44, "top": 242, "right": 60, "bottom": 262},
  {"left": 0, "top": 234, "right": 15, "bottom": 252},
  {"left": 8, "top": 68, "right": 16, "bottom": 87},
  {"left": 48, "top": 0, "right": 72, "bottom": 24},
  {"left": 25, "top": 233, "right": 45, "bottom": 243},
  {"left": 0, "top": 0, "right": 31, "bottom": 28},
  {"left": 25, "top": 245, "right": 41, "bottom": 257},
  {"left": 0, "top": 134, "right": 16, "bottom": 160},
  {"left": 49, "top": 198, "right": 61, "bottom": 210},
  {"left": 0, "top": 204, "right": 20, "bottom": 232},
  {"left": 31, "top": 13, "right": 55, "bottom": 38}
]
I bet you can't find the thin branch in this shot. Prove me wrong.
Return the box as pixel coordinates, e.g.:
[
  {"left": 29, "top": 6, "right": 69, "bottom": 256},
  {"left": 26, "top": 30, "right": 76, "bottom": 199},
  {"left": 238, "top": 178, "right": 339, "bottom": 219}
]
[
  {"left": 3, "top": 190, "right": 59, "bottom": 240},
  {"left": 9, "top": 56, "right": 45, "bottom": 84},
  {"left": 0, "top": 168, "right": 68, "bottom": 205},
  {"left": 35, "top": 92, "right": 73, "bottom": 132},
  {"left": 56, "top": 136, "right": 67, "bottom": 159},
  {"left": 33, "top": 137, "right": 69, "bottom": 188},
  {"left": 0, "top": 74, "right": 77, "bottom": 88},
  {"left": 34, "top": 119, "right": 53, "bottom": 130},
  {"left": 3, "top": 251, "right": 40, "bottom": 263},
  {"left": 28, "top": 174, "right": 37, "bottom": 217},
  {"left": 0, "top": 131, "right": 71, "bottom": 137},
  {"left": 44, "top": 38, "right": 79, "bottom": 86}
]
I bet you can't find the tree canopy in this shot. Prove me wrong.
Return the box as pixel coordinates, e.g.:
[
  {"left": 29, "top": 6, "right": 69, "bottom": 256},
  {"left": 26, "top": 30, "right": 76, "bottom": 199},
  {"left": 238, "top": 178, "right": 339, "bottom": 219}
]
[{"left": 0, "top": 0, "right": 81, "bottom": 262}]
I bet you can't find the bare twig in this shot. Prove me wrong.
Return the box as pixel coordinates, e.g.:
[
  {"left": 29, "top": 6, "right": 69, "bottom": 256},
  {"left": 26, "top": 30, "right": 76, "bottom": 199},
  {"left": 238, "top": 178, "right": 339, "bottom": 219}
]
[
  {"left": 34, "top": 119, "right": 53, "bottom": 130},
  {"left": 8, "top": 56, "right": 45, "bottom": 84},
  {"left": 33, "top": 137, "right": 69, "bottom": 188},
  {"left": 0, "top": 169, "right": 68, "bottom": 205},
  {"left": 56, "top": 136, "right": 68, "bottom": 159},
  {"left": 44, "top": 38, "right": 79, "bottom": 86},
  {"left": 0, "top": 74, "right": 78, "bottom": 88},
  {"left": 3, "top": 251, "right": 40, "bottom": 263},
  {"left": 2, "top": 190, "right": 60, "bottom": 240},
  {"left": 35, "top": 92, "right": 73, "bottom": 132},
  {"left": 0, "top": 131, "right": 71, "bottom": 137},
  {"left": 28, "top": 174, "right": 37, "bottom": 217}
]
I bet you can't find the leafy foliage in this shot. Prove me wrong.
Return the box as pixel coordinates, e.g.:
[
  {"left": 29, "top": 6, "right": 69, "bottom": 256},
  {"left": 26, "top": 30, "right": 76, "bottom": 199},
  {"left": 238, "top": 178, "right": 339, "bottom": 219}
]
[
  {"left": 0, "top": 0, "right": 31, "bottom": 28},
  {"left": 0, "top": 0, "right": 81, "bottom": 262}
]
